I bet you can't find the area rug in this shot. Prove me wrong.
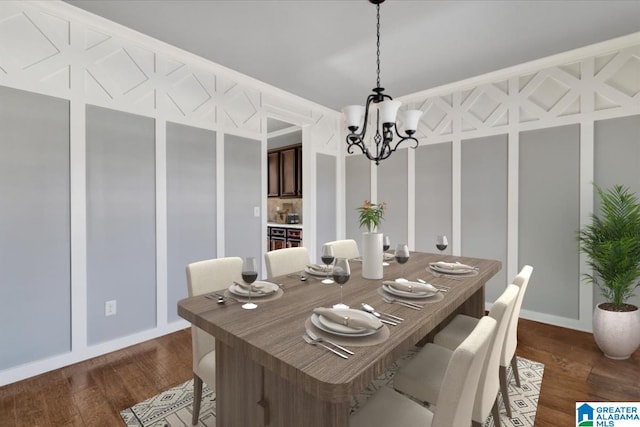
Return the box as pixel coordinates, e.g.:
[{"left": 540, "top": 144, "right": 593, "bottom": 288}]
[{"left": 120, "top": 352, "right": 543, "bottom": 427}]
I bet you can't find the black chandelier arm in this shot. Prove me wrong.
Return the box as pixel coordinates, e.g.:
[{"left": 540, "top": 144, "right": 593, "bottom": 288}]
[
  {"left": 347, "top": 90, "right": 394, "bottom": 140},
  {"left": 392, "top": 125, "right": 420, "bottom": 150},
  {"left": 346, "top": 135, "right": 377, "bottom": 161}
]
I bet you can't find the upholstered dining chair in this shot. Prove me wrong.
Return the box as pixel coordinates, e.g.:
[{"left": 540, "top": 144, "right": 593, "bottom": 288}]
[
  {"left": 350, "top": 316, "right": 497, "bottom": 427},
  {"left": 323, "top": 239, "right": 360, "bottom": 260},
  {"left": 186, "top": 256, "right": 243, "bottom": 425},
  {"left": 429, "top": 265, "right": 534, "bottom": 418},
  {"left": 397, "top": 284, "right": 519, "bottom": 427},
  {"left": 264, "top": 246, "right": 311, "bottom": 279},
  {"left": 499, "top": 264, "right": 533, "bottom": 416}
]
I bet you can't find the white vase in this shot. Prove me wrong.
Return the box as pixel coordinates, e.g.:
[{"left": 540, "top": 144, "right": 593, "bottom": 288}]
[
  {"left": 592, "top": 303, "right": 640, "bottom": 360},
  {"left": 362, "top": 232, "right": 383, "bottom": 279}
]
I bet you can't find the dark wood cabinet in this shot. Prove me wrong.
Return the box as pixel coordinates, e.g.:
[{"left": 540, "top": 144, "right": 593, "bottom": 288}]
[
  {"left": 267, "top": 151, "right": 280, "bottom": 197},
  {"left": 279, "top": 147, "right": 297, "bottom": 197},
  {"left": 268, "top": 226, "right": 302, "bottom": 251},
  {"left": 286, "top": 228, "right": 302, "bottom": 247},
  {"left": 267, "top": 143, "right": 302, "bottom": 198},
  {"left": 295, "top": 145, "right": 302, "bottom": 197}
]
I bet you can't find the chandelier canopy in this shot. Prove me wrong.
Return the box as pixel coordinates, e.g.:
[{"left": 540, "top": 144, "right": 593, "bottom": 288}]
[{"left": 342, "top": 0, "right": 423, "bottom": 165}]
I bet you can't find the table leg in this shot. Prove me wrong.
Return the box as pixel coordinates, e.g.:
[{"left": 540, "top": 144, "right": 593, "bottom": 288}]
[{"left": 216, "top": 341, "right": 350, "bottom": 427}]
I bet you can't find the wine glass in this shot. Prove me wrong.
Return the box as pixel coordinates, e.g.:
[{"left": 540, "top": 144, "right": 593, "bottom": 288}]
[
  {"left": 321, "top": 244, "right": 335, "bottom": 284},
  {"left": 436, "top": 235, "right": 448, "bottom": 255},
  {"left": 382, "top": 235, "right": 391, "bottom": 266},
  {"left": 332, "top": 258, "right": 350, "bottom": 309},
  {"left": 394, "top": 244, "right": 410, "bottom": 280},
  {"left": 241, "top": 257, "right": 258, "bottom": 310}
]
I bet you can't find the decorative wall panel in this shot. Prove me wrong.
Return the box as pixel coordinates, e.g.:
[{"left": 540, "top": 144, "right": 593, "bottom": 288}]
[
  {"left": 166, "top": 122, "right": 217, "bottom": 323},
  {"left": 0, "top": 86, "right": 71, "bottom": 370},
  {"left": 0, "top": 1, "right": 338, "bottom": 142},
  {"left": 414, "top": 142, "right": 452, "bottom": 254},
  {"left": 461, "top": 135, "right": 508, "bottom": 303},
  {"left": 0, "top": 5, "right": 71, "bottom": 93},
  {"left": 398, "top": 40, "right": 640, "bottom": 144},
  {"left": 86, "top": 105, "right": 157, "bottom": 345}
]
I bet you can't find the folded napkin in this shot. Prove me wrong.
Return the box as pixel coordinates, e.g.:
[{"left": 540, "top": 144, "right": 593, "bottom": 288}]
[
  {"left": 313, "top": 307, "right": 382, "bottom": 330},
  {"left": 432, "top": 261, "right": 475, "bottom": 271},
  {"left": 383, "top": 280, "right": 437, "bottom": 293},
  {"left": 234, "top": 281, "right": 270, "bottom": 293},
  {"left": 307, "top": 263, "right": 333, "bottom": 273}
]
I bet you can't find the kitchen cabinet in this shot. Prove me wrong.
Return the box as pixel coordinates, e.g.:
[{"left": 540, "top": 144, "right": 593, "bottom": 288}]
[
  {"left": 267, "top": 143, "right": 302, "bottom": 198},
  {"left": 268, "top": 225, "right": 302, "bottom": 251},
  {"left": 267, "top": 151, "right": 279, "bottom": 197}
]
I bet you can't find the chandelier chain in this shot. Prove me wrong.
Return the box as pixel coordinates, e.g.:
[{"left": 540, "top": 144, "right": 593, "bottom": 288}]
[
  {"left": 344, "top": 0, "right": 421, "bottom": 165},
  {"left": 376, "top": 2, "right": 380, "bottom": 89}
]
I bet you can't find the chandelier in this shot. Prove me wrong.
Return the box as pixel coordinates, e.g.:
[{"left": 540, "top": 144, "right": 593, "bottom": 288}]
[{"left": 343, "top": 0, "right": 423, "bottom": 165}]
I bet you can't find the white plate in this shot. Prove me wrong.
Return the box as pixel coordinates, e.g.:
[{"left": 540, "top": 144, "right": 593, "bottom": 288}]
[
  {"left": 311, "top": 313, "right": 378, "bottom": 337},
  {"left": 382, "top": 283, "right": 437, "bottom": 299},
  {"left": 305, "top": 265, "right": 332, "bottom": 277},
  {"left": 228, "top": 281, "right": 279, "bottom": 297},
  {"left": 430, "top": 263, "right": 475, "bottom": 275},
  {"left": 383, "top": 253, "right": 395, "bottom": 261}
]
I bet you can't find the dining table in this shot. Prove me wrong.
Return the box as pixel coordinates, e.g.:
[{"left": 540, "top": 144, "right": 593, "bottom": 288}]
[{"left": 177, "top": 251, "right": 501, "bottom": 427}]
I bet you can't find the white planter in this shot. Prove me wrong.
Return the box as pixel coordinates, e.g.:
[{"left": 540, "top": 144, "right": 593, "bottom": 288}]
[
  {"left": 361, "top": 232, "right": 383, "bottom": 279},
  {"left": 592, "top": 303, "right": 640, "bottom": 360}
]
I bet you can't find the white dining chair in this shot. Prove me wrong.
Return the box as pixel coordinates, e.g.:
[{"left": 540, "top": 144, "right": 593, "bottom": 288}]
[
  {"left": 396, "top": 284, "right": 519, "bottom": 427},
  {"left": 264, "top": 246, "right": 311, "bottom": 279},
  {"left": 431, "top": 265, "right": 534, "bottom": 418},
  {"left": 499, "top": 264, "right": 533, "bottom": 416},
  {"left": 350, "top": 316, "right": 497, "bottom": 427},
  {"left": 323, "top": 239, "right": 360, "bottom": 260},
  {"left": 186, "top": 256, "right": 243, "bottom": 425}
]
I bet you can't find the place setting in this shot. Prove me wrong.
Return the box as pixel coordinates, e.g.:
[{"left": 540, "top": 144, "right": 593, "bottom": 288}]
[
  {"left": 215, "top": 257, "right": 284, "bottom": 309},
  {"left": 303, "top": 305, "right": 391, "bottom": 353},
  {"left": 304, "top": 245, "right": 336, "bottom": 284},
  {"left": 378, "top": 278, "right": 445, "bottom": 307},
  {"left": 427, "top": 260, "right": 479, "bottom": 280},
  {"left": 302, "top": 258, "right": 391, "bottom": 354}
]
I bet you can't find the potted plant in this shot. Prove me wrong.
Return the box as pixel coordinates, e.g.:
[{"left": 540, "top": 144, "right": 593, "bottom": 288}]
[
  {"left": 357, "top": 200, "right": 386, "bottom": 279},
  {"left": 578, "top": 184, "right": 640, "bottom": 359}
]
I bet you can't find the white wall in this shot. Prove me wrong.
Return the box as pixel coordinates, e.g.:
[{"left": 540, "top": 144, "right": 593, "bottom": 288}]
[
  {"left": 345, "top": 34, "right": 640, "bottom": 332},
  {"left": 0, "top": 0, "right": 340, "bottom": 386},
  {"left": 1, "top": 0, "right": 637, "bottom": 386}
]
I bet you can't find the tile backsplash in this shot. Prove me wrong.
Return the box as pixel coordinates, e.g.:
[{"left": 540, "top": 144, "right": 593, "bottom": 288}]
[{"left": 267, "top": 198, "right": 303, "bottom": 223}]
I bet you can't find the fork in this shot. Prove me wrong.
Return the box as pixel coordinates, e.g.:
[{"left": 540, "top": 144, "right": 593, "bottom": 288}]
[
  {"left": 381, "top": 296, "right": 423, "bottom": 310},
  {"left": 303, "top": 333, "right": 348, "bottom": 359},
  {"left": 306, "top": 329, "right": 354, "bottom": 355}
]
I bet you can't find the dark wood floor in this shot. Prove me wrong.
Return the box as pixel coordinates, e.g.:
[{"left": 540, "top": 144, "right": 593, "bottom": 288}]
[{"left": 0, "top": 319, "right": 638, "bottom": 426}]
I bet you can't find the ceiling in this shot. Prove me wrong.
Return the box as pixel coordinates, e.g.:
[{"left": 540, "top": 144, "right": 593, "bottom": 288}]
[{"left": 64, "top": 0, "right": 639, "bottom": 111}]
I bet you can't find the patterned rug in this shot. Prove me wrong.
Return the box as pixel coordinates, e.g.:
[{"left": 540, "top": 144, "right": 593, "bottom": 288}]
[{"left": 120, "top": 352, "right": 543, "bottom": 427}]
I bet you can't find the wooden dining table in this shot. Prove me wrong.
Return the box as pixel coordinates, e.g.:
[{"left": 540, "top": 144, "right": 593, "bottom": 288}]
[{"left": 177, "top": 251, "right": 501, "bottom": 427}]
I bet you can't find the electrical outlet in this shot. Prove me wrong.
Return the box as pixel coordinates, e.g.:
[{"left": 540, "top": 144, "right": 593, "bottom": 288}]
[
  {"left": 105, "top": 300, "right": 117, "bottom": 317},
  {"left": 254, "top": 207, "right": 260, "bottom": 217}
]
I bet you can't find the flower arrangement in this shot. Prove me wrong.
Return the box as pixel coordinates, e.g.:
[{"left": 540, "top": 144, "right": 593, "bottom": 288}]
[{"left": 357, "top": 200, "right": 387, "bottom": 233}]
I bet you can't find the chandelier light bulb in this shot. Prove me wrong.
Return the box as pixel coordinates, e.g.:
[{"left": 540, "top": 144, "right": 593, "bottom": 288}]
[
  {"left": 402, "top": 109, "right": 423, "bottom": 134},
  {"left": 343, "top": 105, "right": 365, "bottom": 130}
]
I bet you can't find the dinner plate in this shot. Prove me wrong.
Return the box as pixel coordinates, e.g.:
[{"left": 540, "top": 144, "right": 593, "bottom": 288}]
[
  {"left": 228, "top": 281, "right": 279, "bottom": 297},
  {"left": 304, "top": 265, "right": 333, "bottom": 277},
  {"left": 310, "top": 313, "right": 378, "bottom": 337},
  {"left": 382, "top": 283, "right": 437, "bottom": 299},
  {"left": 430, "top": 263, "right": 475, "bottom": 275}
]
